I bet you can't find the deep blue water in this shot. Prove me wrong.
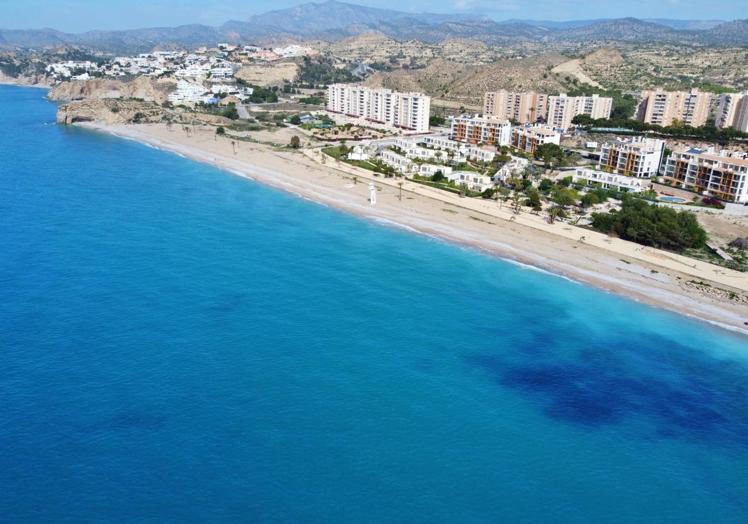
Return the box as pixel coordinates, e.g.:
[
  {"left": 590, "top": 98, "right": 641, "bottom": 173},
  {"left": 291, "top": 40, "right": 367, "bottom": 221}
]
[{"left": 1, "top": 85, "right": 747, "bottom": 523}]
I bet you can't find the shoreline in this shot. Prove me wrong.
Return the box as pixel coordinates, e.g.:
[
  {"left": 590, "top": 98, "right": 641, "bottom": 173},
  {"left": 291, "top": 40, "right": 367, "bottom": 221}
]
[{"left": 78, "top": 122, "right": 748, "bottom": 337}]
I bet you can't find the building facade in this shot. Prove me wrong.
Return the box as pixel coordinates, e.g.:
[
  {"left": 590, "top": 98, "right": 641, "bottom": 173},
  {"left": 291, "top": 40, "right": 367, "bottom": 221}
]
[
  {"left": 637, "top": 89, "right": 712, "bottom": 127},
  {"left": 733, "top": 94, "right": 748, "bottom": 133},
  {"left": 483, "top": 90, "right": 549, "bottom": 124},
  {"left": 598, "top": 137, "right": 666, "bottom": 178},
  {"left": 662, "top": 147, "right": 748, "bottom": 203},
  {"left": 511, "top": 125, "right": 561, "bottom": 154},
  {"left": 449, "top": 115, "right": 511, "bottom": 146},
  {"left": 547, "top": 94, "right": 613, "bottom": 130},
  {"left": 326, "top": 84, "right": 431, "bottom": 133},
  {"left": 572, "top": 168, "right": 650, "bottom": 193}
]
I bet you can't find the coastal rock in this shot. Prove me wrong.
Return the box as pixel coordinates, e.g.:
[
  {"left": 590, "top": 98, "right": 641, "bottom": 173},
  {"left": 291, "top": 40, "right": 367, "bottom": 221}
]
[
  {"left": 48, "top": 76, "right": 174, "bottom": 103},
  {"left": 0, "top": 71, "right": 53, "bottom": 87},
  {"left": 56, "top": 99, "right": 169, "bottom": 125},
  {"left": 55, "top": 98, "right": 236, "bottom": 127}
]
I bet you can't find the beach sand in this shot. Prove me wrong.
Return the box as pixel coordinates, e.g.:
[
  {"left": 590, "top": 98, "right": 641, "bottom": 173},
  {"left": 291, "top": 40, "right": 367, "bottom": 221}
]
[{"left": 81, "top": 122, "right": 748, "bottom": 336}]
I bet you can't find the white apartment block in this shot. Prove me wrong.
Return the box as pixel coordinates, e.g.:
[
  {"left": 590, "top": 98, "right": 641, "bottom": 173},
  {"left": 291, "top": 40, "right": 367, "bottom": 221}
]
[
  {"left": 326, "top": 84, "right": 431, "bottom": 133},
  {"left": 511, "top": 125, "right": 561, "bottom": 154},
  {"left": 547, "top": 94, "right": 612, "bottom": 130},
  {"left": 168, "top": 80, "right": 211, "bottom": 105},
  {"left": 662, "top": 147, "right": 748, "bottom": 203},
  {"left": 572, "top": 168, "right": 650, "bottom": 193},
  {"left": 637, "top": 89, "right": 712, "bottom": 127},
  {"left": 493, "top": 156, "right": 530, "bottom": 182},
  {"left": 598, "top": 137, "right": 666, "bottom": 178},
  {"left": 449, "top": 115, "right": 511, "bottom": 146},
  {"left": 483, "top": 90, "right": 548, "bottom": 124},
  {"left": 417, "top": 135, "right": 496, "bottom": 163},
  {"left": 446, "top": 171, "right": 495, "bottom": 192}
]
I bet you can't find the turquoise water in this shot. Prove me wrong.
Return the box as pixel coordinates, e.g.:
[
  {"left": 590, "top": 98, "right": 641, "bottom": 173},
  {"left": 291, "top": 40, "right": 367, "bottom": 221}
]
[{"left": 1, "top": 85, "right": 747, "bottom": 523}]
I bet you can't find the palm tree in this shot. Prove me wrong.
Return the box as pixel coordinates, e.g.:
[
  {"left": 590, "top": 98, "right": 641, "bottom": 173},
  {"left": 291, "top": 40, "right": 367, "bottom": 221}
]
[
  {"left": 398, "top": 181, "right": 404, "bottom": 201},
  {"left": 548, "top": 205, "right": 563, "bottom": 224},
  {"left": 231, "top": 141, "right": 237, "bottom": 155},
  {"left": 511, "top": 191, "right": 522, "bottom": 214}
]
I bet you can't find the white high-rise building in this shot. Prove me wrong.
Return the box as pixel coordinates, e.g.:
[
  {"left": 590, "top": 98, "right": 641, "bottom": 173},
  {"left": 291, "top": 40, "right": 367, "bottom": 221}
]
[
  {"left": 326, "top": 84, "right": 431, "bottom": 133},
  {"left": 547, "top": 94, "right": 613, "bottom": 130}
]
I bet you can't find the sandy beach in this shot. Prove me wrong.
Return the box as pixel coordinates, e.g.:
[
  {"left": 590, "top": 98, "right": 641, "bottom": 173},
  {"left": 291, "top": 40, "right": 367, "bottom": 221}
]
[{"left": 81, "top": 122, "right": 748, "bottom": 336}]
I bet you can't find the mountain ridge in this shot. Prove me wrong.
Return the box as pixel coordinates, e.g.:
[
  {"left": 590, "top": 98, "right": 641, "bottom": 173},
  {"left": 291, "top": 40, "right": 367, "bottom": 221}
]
[{"left": 0, "top": 1, "right": 745, "bottom": 52}]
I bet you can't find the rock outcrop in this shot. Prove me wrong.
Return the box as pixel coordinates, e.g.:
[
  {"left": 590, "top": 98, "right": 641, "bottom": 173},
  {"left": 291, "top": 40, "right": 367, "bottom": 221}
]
[
  {"left": 48, "top": 76, "right": 175, "bottom": 103},
  {"left": 56, "top": 98, "right": 235, "bottom": 127}
]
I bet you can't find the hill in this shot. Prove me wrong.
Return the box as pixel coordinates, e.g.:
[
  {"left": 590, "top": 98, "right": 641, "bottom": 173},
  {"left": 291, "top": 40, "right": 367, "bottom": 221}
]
[{"left": 0, "top": 2, "right": 746, "bottom": 52}]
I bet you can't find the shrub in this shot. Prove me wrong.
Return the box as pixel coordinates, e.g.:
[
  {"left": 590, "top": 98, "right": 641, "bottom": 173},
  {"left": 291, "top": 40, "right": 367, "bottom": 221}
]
[{"left": 591, "top": 196, "right": 706, "bottom": 252}]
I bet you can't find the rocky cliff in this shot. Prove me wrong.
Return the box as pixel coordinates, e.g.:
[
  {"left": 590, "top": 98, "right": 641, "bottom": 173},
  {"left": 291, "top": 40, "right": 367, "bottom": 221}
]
[
  {"left": 48, "top": 76, "right": 175, "bottom": 103},
  {"left": 56, "top": 98, "right": 234, "bottom": 127}
]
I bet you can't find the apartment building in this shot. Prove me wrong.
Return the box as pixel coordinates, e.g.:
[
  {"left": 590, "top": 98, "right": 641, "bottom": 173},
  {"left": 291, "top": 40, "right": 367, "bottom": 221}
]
[
  {"left": 637, "top": 89, "right": 712, "bottom": 127},
  {"left": 483, "top": 90, "right": 549, "bottom": 124},
  {"left": 547, "top": 94, "right": 613, "bottom": 130},
  {"left": 714, "top": 91, "right": 748, "bottom": 131},
  {"left": 326, "top": 84, "right": 431, "bottom": 133},
  {"left": 511, "top": 125, "right": 561, "bottom": 154},
  {"left": 662, "top": 147, "right": 748, "bottom": 203},
  {"left": 598, "top": 137, "right": 666, "bottom": 178},
  {"left": 733, "top": 95, "right": 748, "bottom": 133},
  {"left": 449, "top": 115, "right": 511, "bottom": 146},
  {"left": 572, "top": 168, "right": 650, "bottom": 193}
]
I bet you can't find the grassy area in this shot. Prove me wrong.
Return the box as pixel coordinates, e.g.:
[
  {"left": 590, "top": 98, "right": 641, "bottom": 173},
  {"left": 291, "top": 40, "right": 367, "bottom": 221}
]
[{"left": 411, "top": 176, "right": 482, "bottom": 197}]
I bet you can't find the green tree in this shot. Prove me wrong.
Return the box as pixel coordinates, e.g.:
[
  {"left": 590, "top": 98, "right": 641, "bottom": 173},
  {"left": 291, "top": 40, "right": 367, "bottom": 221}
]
[
  {"left": 590, "top": 196, "right": 707, "bottom": 251},
  {"left": 538, "top": 178, "right": 554, "bottom": 193},
  {"left": 535, "top": 143, "right": 565, "bottom": 167},
  {"left": 290, "top": 135, "right": 301, "bottom": 149},
  {"left": 289, "top": 115, "right": 302, "bottom": 125}
]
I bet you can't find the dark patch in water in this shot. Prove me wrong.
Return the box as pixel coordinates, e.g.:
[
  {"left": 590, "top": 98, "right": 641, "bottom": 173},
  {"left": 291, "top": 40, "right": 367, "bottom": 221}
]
[
  {"left": 107, "top": 410, "right": 166, "bottom": 431},
  {"left": 205, "top": 292, "right": 247, "bottom": 313},
  {"left": 466, "top": 341, "right": 748, "bottom": 449}
]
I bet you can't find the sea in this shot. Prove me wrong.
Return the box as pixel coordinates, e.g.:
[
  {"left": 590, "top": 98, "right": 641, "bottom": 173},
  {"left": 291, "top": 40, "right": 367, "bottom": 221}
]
[{"left": 1, "top": 85, "right": 747, "bottom": 523}]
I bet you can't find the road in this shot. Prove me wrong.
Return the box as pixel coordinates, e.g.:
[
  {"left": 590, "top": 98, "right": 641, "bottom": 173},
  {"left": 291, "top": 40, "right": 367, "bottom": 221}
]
[{"left": 236, "top": 103, "right": 250, "bottom": 120}]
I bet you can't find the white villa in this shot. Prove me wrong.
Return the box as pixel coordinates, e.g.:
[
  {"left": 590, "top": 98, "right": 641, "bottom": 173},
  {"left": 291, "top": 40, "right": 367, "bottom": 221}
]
[{"left": 572, "top": 168, "right": 651, "bottom": 193}]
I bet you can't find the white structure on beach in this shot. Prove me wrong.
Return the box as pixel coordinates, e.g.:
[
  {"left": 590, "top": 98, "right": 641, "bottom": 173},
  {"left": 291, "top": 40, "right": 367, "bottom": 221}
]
[
  {"left": 445, "top": 171, "right": 495, "bottom": 192},
  {"left": 326, "top": 84, "right": 431, "bottom": 133},
  {"left": 572, "top": 168, "right": 651, "bottom": 193}
]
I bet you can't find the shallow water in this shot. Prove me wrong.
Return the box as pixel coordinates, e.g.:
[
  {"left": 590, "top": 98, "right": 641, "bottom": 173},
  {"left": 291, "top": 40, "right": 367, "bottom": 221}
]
[{"left": 1, "top": 85, "right": 747, "bottom": 523}]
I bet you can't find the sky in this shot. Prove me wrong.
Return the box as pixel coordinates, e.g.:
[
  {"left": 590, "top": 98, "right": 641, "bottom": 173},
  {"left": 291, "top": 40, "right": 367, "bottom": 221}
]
[{"left": 0, "top": 0, "right": 743, "bottom": 32}]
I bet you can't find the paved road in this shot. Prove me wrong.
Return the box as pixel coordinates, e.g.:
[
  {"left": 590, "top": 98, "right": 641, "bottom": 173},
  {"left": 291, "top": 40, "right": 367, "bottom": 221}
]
[{"left": 237, "top": 103, "right": 250, "bottom": 120}]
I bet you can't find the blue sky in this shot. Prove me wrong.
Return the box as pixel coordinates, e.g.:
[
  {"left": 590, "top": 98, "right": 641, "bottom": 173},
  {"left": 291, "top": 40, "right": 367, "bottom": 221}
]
[{"left": 0, "top": 0, "right": 743, "bottom": 32}]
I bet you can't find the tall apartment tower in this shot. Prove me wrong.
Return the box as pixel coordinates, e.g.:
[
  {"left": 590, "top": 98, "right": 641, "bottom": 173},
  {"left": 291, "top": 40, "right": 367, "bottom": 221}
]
[
  {"left": 733, "top": 94, "right": 748, "bottom": 133},
  {"left": 483, "top": 90, "right": 549, "bottom": 124},
  {"left": 546, "top": 94, "right": 613, "bottom": 130},
  {"left": 326, "top": 84, "right": 431, "bottom": 133},
  {"left": 637, "top": 89, "right": 712, "bottom": 127}
]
